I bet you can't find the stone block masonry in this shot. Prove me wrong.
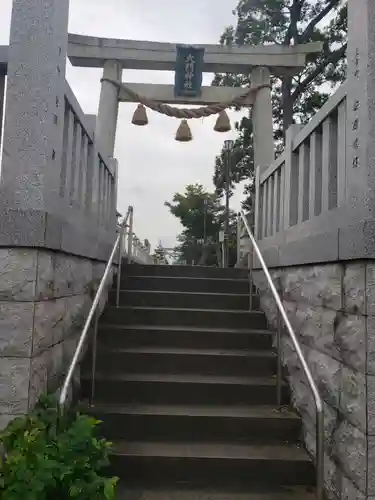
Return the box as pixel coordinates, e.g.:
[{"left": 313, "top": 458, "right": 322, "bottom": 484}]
[
  {"left": 0, "top": 248, "right": 112, "bottom": 430},
  {"left": 253, "top": 261, "right": 375, "bottom": 499}
]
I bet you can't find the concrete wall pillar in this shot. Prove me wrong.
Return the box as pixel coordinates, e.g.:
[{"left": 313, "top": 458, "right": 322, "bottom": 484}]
[
  {"left": 0, "top": 0, "right": 116, "bottom": 256},
  {"left": 96, "top": 60, "right": 122, "bottom": 158},
  {"left": 345, "top": 0, "right": 375, "bottom": 224},
  {"left": 251, "top": 67, "right": 274, "bottom": 175},
  {"left": 0, "top": 0, "right": 70, "bottom": 217},
  {"left": 283, "top": 124, "right": 302, "bottom": 231},
  {"left": 0, "top": 0, "right": 76, "bottom": 428},
  {"left": 0, "top": 0, "right": 116, "bottom": 429}
]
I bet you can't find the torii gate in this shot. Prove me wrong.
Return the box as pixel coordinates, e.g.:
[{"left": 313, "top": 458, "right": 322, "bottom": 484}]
[{"left": 67, "top": 34, "right": 322, "bottom": 175}]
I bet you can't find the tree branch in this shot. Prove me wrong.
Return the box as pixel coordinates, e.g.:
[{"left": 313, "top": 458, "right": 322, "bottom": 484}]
[
  {"left": 291, "top": 42, "right": 347, "bottom": 101},
  {"left": 300, "top": 0, "right": 340, "bottom": 43},
  {"left": 283, "top": 0, "right": 303, "bottom": 45}
]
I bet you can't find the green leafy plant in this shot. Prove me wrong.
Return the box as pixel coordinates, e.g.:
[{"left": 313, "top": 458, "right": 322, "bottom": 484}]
[{"left": 0, "top": 395, "right": 118, "bottom": 500}]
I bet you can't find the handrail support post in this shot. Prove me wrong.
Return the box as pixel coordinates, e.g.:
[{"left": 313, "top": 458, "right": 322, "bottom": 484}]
[
  {"left": 248, "top": 248, "right": 253, "bottom": 311},
  {"left": 276, "top": 308, "right": 282, "bottom": 407},
  {"left": 116, "top": 224, "right": 125, "bottom": 307},
  {"left": 127, "top": 207, "right": 134, "bottom": 264},
  {"left": 316, "top": 407, "right": 325, "bottom": 500},
  {"left": 90, "top": 308, "right": 100, "bottom": 405}
]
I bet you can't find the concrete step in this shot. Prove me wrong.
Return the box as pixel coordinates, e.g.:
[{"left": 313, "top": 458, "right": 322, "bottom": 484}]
[
  {"left": 121, "top": 264, "right": 248, "bottom": 280},
  {"left": 109, "top": 290, "right": 259, "bottom": 311},
  {"left": 116, "top": 275, "right": 251, "bottom": 295},
  {"left": 83, "top": 403, "right": 300, "bottom": 444},
  {"left": 82, "top": 373, "right": 288, "bottom": 406},
  {"left": 108, "top": 441, "right": 314, "bottom": 489},
  {"left": 96, "top": 325, "right": 273, "bottom": 351},
  {"left": 115, "top": 486, "right": 316, "bottom": 500},
  {"left": 99, "top": 306, "right": 267, "bottom": 330},
  {"left": 85, "top": 347, "right": 276, "bottom": 377}
]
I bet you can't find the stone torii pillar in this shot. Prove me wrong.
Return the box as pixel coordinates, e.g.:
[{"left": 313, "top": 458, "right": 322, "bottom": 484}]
[
  {"left": 96, "top": 60, "right": 122, "bottom": 158},
  {"left": 251, "top": 66, "right": 274, "bottom": 175}
]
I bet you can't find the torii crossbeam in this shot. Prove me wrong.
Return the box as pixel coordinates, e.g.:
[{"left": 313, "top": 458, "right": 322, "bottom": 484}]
[{"left": 67, "top": 34, "right": 322, "bottom": 175}]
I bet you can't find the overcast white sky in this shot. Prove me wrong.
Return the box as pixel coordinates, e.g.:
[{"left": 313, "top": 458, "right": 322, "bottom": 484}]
[{"left": 0, "top": 0, "right": 247, "bottom": 250}]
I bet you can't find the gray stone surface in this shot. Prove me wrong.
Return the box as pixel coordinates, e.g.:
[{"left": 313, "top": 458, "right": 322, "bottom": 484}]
[
  {"left": 0, "top": 0, "right": 119, "bottom": 435},
  {"left": 339, "top": 365, "right": 366, "bottom": 433},
  {"left": 33, "top": 298, "right": 66, "bottom": 354},
  {"left": 283, "top": 265, "right": 342, "bottom": 310},
  {"left": 259, "top": 294, "right": 278, "bottom": 329},
  {"left": 0, "top": 0, "right": 70, "bottom": 213},
  {"left": 344, "top": 263, "right": 366, "bottom": 315},
  {"left": 0, "top": 301, "right": 34, "bottom": 357},
  {"left": 281, "top": 332, "right": 302, "bottom": 374},
  {"left": 300, "top": 401, "right": 337, "bottom": 450},
  {"left": 366, "top": 375, "right": 375, "bottom": 435},
  {"left": 0, "top": 414, "right": 17, "bottom": 432},
  {"left": 0, "top": 208, "right": 116, "bottom": 262},
  {"left": 367, "top": 264, "right": 375, "bottom": 316},
  {"left": 307, "top": 348, "right": 341, "bottom": 409},
  {"left": 323, "top": 453, "right": 341, "bottom": 500},
  {"left": 341, "top": 476, "right": 366, "bottom": 500},
  {"left": 54, "top": 255, "right": 93, "bottom": 297},
  {"left": 0, "top": 0, "right": 117, "bottom": 263},
  {"left": 367, "top": 436, "right": 375, "bottom": 496},
  {"left": 0, "top": 249, "right": 38, "bottom": 301},
  {"left": 62, "top": 332, "right": 80, "bottom": 368},
  {"left": 0, "top": 357, "right": 30, "bottom": 414},
  {"left": 333, "top": 421, "right": 367, "bottom": 493},
  {"left": 36, "top": 251, "right": 55, "bottom": 300},
  {"left": 335, "top": 314, "right": 366, "bottom": 373},
  {"left": 250, "top": 3, "right": 375, "bottom": 496},
  {"left": 29, "top": 350, "right": 49, "bottom": 409},
  {"left": 255, "top": 260, "right": 375, "bottom": 499},
  {"left": 64, "top": 295, "right": 90, "bottom": 338},
  {"left": 290, "top": 302, "right": 337, "bottom": 353},
  {"left": 0, "top": 246, "right": 112, "bottom": 427},
  {"left": 93, "top": 262, "right": 107, "bottom": 284},
  {"left": 367, "top": 317, "right": 375, "bottom": 375},
  {"left": 251, "top": 0, "right": 375, "bottom": 272},
  {"left": 47, "top": 341, "right": 65, "bottom": 391}
]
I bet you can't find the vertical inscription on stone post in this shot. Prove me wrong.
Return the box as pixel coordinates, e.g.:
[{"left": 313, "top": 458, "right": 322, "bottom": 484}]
[{"left": 352, "top": 48, "right": 360, "bottom": 168}]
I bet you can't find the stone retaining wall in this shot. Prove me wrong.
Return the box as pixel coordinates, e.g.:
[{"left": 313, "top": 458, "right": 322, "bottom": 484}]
[
  {"left": 0, "top": 248, "right": 112, "bottom": 430},
  {"left": 253, "top": 261, "right": 375, "bottom": 499}
]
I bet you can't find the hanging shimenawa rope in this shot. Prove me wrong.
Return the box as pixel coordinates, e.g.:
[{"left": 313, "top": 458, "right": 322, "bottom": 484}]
[
  {"left": 101, "top": 77, "right": 271, "bottom": 141},
  {"left": 101, "top": 78, "right": 270, "bottom": 119}
]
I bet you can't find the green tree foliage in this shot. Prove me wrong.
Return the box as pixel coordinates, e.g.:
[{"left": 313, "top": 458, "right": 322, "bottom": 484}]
[
  {"left": 213, "top": 0, "right": 347, "bottom": 211},
  {"left": 0, "top": 395, "right": 118, "bottom": 500},
  {"left": 152, "top": 242, "right": 167, "bottom": 263},
  {"left": 165, "top": 184, "right": 223, "bottom": 241},
  {"left": 213, "top": 117, "right": 255, "bottom": 214},
  {"left": 165, "top": 184, "right": 237, "bottom": 266}
]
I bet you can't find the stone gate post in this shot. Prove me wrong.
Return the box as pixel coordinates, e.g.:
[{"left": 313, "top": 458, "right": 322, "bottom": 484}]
[
  {"left": 251, "top": 66, "right": 274, "bottom": 175},
  {"left": 344, "top": 0, "right": 375, "bottom": 497},
  {"left": 0, "top": 0, "right": 115, "bottom": 429},
  {"left": 96, "top": 60, "right": 122, "bottom": 158}
]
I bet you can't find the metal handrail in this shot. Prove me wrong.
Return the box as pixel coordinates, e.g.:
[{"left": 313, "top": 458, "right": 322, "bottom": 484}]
[
  {"left": 116, "top": 207, "right": 133, "bottom": 306},
  {"left": 59, "top": 206, "right": 133, "bottom": 409},
  {"left": 238, "top": 210, "right": 324, "bottom": 500}
]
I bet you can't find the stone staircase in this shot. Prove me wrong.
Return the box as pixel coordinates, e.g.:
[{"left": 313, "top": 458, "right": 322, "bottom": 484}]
[{"left": 81, "top": 264, "right": 315, "bottom": 500}]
